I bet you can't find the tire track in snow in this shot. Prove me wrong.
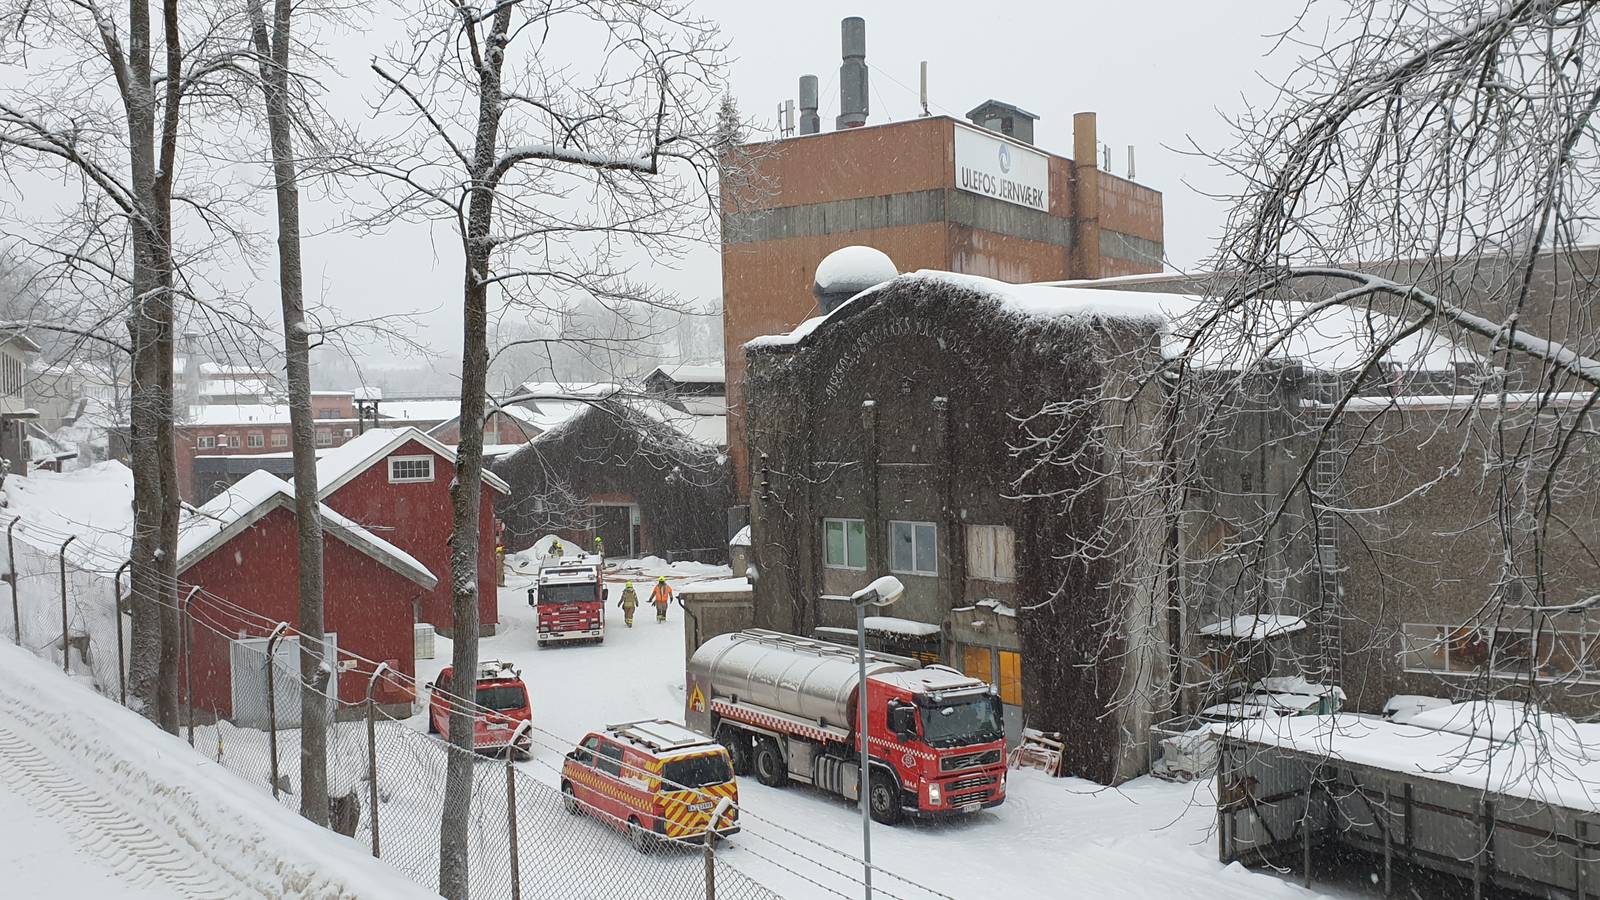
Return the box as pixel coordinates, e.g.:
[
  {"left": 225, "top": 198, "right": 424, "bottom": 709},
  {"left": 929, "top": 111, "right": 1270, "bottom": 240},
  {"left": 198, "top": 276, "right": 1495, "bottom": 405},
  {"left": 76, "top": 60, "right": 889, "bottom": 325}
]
[{"left": 0, "top": 726, "right": 236, "bottom": 899}]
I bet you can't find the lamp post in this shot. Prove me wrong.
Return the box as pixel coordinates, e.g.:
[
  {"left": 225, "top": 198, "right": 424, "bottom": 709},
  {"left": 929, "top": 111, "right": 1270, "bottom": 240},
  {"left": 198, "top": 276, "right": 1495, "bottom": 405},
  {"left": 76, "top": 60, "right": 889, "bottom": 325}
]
[{"left": 844, "top": 575, "right": 905, "bottom": 900}]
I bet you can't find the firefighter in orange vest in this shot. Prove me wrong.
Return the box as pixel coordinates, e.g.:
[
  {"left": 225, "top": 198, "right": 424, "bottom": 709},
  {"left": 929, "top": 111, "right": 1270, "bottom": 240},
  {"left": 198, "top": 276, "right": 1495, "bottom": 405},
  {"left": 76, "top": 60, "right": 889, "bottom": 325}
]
[
  {"left": 617, "top": 581, "right": 639, "bottom": 627},
  {"left": 650, "top": 576, "right": 673, "bottom": 623}
]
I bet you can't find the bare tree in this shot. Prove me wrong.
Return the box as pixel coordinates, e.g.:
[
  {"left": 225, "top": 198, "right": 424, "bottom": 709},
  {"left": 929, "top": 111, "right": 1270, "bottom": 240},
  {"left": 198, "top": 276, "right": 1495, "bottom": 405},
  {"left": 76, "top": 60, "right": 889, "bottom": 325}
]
[
  {"left": 353, "top": 1, "right": 728, "bottom": 892},
  {"left": 0, "top": 0, "right": 251, "bottom": 729}
]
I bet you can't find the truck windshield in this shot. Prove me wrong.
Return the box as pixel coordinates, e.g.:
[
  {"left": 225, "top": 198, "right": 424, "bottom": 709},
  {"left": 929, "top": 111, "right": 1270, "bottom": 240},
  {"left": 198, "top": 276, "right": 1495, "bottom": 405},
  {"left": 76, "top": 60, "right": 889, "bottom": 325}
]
[
  {"left": 477, "top": 685, "right": 528, "bottom": 712},
  {"left": 661, "top": 753, "right": 732, "bottom": 790},
  {"left": 539, "top": 582, "right": 597, "bottom": 605},
  {"left": 919, "top": 694, "right": 1003, "bottom": 748}
]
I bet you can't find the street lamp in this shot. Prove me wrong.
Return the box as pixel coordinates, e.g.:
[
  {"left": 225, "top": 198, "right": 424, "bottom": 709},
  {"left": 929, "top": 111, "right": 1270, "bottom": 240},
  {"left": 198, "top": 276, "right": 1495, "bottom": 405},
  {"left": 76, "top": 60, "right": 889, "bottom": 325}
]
[{"left": 845, "top": 575, "right": 904, "bottom": 900}]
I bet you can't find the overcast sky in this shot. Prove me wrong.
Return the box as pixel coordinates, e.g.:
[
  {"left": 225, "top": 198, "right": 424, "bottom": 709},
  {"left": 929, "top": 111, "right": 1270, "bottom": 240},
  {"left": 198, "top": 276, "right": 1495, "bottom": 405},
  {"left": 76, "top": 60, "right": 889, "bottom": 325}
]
[{"left": 19, "top": 1, "right": 1308, "bottom": 375}]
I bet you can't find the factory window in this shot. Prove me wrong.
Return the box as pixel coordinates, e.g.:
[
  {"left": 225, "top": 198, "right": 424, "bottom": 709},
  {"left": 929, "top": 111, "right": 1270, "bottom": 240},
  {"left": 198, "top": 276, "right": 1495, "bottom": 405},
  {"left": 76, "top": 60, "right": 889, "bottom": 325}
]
[
  {"left": 822, "top": 518, "right": 866, "bottom": 570},
  {"left": 227, "top": 434, "right": 241, "bottom": 449},
  {"left": 889, "top": 521, "right": 937, "bottom": 576},
  {"left": 246, "top": 433, "right": 264, "bottom": 448},
  {"left": 966, "top": 525, "right": 1016, "bottom": 582},
  {"left": 196, "top": 436, "right": 216, "bottom": 450},
  {"left": 388, "top": 455, "right": 434, "bottom": 484},
  {"left": 1400, "top": 623, "right": 1600, "bottom": 682},
  {"left": 960, "top": 646, "right": 1022, "bottom": 707},
  {"left": 315, "top": 429, "right": 333, "bottom": 447},
  {"left": 271, "top": 432, "right": 288, "bottom": 448}
]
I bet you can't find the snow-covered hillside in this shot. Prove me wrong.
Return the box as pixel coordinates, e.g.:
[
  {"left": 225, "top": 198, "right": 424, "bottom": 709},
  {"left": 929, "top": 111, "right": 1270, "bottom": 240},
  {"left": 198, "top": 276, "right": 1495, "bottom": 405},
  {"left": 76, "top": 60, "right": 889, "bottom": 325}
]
[{"left": 0, "top": 641, "right": 437, "bottom": 900}]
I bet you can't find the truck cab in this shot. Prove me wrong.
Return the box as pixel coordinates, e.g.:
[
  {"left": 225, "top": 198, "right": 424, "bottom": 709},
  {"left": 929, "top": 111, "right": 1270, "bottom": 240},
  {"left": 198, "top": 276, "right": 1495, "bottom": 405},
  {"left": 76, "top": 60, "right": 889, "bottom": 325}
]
[
  {"left": 561, "top": 719, "right": 739, "bottom": 853},
  {"left": 528, "top": 553, "right": 605, "bottom": 645},
  {"left": 865, "top": 668, "right": 1008, "bottom": 818},
  {"left": 427, "top": 659, "right": 534, "bottom": 758}
]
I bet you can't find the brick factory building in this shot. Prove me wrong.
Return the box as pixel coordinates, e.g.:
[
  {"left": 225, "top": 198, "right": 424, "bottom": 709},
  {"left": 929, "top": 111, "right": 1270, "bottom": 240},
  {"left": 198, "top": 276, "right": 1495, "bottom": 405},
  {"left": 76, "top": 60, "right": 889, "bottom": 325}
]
[{"left": 720, "top": 25, "right": 1166, "bottom": 512}]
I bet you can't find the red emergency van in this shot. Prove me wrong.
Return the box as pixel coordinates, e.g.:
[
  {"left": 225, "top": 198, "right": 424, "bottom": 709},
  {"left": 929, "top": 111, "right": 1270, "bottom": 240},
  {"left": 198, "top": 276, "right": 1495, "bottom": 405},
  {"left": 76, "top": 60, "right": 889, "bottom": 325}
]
[
  {"left": 560, "top": 719, "right": 739, "bottom": 852},
  {"left": 427, "top": 660, "right": 533, "bottom": 758}
]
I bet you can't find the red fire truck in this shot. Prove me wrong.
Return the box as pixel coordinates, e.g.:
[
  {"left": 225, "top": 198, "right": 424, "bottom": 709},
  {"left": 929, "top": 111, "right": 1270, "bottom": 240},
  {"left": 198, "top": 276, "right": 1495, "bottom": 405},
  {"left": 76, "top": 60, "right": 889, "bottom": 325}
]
[
  {"left": 686, "top": 629, "right": 1007, "bottom": 824},
  {"left": 560, "top": 719, "right": 740, "bottom": 852},
  {"left": 427, "top": 659, "right": 534, "bottom": 758},
  {"left": 529, "top": 554, "right": 605, "bottom": 645}
]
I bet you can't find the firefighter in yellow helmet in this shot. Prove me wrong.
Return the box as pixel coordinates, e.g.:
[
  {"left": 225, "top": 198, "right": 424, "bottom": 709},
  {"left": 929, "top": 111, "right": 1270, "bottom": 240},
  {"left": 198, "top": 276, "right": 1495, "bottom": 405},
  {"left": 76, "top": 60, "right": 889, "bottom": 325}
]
[
  {"left": 617, "top": 581, "right": 639, "bottom": 627},
  {"left": 650, "top": 576, "right": 673, "bottom": 623}
]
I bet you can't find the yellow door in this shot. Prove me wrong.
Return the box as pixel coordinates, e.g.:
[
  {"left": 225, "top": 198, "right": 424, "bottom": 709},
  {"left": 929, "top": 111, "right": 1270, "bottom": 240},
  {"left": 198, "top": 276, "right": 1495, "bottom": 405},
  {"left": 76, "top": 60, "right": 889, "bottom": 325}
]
[{"left": 997, "top": 651, "right": 1022, "bottom": 707}]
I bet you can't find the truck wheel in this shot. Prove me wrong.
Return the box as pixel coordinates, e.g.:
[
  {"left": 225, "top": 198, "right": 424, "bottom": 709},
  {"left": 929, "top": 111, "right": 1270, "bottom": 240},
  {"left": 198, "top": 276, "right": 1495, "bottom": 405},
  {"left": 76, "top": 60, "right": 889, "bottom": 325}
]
[
  {"left": 628, "top": 817, "right": 657, "bottom": 855},
  {"left": 753, "top": 737, "right": 787, "bottom": 788},
  {"left": 562, "top": 781, "right": 580, "bottom": 816},
  {"left": 867, "top": 770, "right": 904, "bottom": 825},
  {"left": 719, "top": 727, "right": 753, "bottom": 776}
]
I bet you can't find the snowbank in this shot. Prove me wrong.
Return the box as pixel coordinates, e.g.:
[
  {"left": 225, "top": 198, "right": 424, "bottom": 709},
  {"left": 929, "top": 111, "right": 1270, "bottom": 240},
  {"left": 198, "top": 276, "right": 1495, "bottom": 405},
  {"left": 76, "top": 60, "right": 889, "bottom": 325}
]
[{"left": 0, "top": 642, "right": 435, "bottom": 899}]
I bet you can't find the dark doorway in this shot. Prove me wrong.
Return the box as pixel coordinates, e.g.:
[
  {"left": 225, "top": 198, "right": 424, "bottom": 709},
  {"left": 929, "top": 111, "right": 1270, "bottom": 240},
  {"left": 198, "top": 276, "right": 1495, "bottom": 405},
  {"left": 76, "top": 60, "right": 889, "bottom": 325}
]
[{"left": 592, "top": 504, "right": 637, "bottom": 558}]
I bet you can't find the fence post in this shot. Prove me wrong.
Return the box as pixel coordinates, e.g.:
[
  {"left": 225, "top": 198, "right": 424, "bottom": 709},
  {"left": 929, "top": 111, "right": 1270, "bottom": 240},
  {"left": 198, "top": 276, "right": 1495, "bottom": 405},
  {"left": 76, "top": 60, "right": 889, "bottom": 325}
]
[
  {"left": 266, "top": 623, "right": 290, "bottom": 799},
  {"left": 365, "top": 663, "right": 389, "bottom": 858},
  {"left": 7, "top": 518, "right": 18, "bottom": 646},
  {"left": 704, "top": 796, "right": 732, "bottom": 900},
  {"left": 114, "top": 561, "right": 130, "bottom": 707},
  {"left": 58, "top": 535, "right": 76, "bottom": 673},
  {"left": 507, "top": 721, "right": 532, "bottom": 900},
  {"left": 181, "top": 586, "right": 198, "bottom": 746}
]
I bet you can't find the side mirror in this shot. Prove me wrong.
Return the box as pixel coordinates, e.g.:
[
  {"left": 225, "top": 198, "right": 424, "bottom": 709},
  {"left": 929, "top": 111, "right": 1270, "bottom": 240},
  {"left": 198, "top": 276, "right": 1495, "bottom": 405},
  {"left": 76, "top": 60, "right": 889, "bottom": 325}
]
[{"left": 565, "top": 750, "right": 579, "bottom": 762}]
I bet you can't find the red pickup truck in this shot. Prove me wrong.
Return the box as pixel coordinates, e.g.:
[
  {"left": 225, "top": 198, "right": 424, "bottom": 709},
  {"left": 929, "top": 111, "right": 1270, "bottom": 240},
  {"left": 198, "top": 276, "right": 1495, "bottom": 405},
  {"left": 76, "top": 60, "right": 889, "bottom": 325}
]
[{"left": 427, "top": 660, "right": 534, "bottom": 759}]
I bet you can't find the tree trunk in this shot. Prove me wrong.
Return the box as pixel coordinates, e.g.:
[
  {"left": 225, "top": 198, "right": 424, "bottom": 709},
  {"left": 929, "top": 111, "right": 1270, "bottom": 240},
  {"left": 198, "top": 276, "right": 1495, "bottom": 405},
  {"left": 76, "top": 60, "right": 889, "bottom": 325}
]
[
  {"left": 122, "top": 0, "right": 182, "bottom": 732},
  {"left": 438, "top": 11, "right": 512, "bottom": 897},
  {"left": 248, "top": 0, "right": 328, "bottom": 826}
]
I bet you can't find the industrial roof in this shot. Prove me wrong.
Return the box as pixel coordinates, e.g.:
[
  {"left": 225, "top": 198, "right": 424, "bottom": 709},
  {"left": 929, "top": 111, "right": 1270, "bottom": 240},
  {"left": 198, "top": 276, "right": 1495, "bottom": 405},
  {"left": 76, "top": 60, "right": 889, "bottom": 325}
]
[{"left": 176, "top": 470, "right": 437, "bottom": 589}]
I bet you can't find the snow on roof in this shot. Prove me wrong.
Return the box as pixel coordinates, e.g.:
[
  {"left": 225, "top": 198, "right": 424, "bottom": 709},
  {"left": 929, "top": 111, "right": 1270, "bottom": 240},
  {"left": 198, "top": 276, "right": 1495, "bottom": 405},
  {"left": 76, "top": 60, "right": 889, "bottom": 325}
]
[
  {"left": 873, "top": 666, "right": 985, "bottom": 694},
  {"left": 514, "top": 381, "right": 621, "bottom": 400},
  {"left": 1198, "top": 614, "right": 1307, "bottom": 640},
  {"left": 728, "top": 525, "right": 750, "bottom": 547},
  {"left": 186, "top": 403, "right": 296, "bottom": 427},
  {"left": 177, "top": 470, "right": 436, "bottom": 589},
  {"left": 376, "top": 399, "right": 460, "bottom": 423},
  {"left": 1229, "top": 709, "right": 1600, "bottom": 813},
  {"left": 678, "top": 577, "right": 752, "bottom": 594},
  {"left": 1327, "top": 391, "right": 1596, "bottom": 412},
  {"left": 311, "top": 427, "right": 510, "bottom": 496},
  {"left": 862, "top": 616, "right": 942, "bottom": 639},
  {"left": 747, "top": 270, "right": 1476, "bottom": 375},
  {"left": 649, "top": 364, "right": 724, "bottom": 385}
]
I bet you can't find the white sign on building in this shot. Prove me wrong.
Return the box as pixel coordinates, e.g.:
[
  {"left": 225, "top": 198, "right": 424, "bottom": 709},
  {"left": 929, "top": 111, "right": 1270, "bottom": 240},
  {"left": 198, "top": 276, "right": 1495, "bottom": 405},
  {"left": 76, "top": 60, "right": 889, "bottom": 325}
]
[{"left": 953, "top": 124, "right": 1050, "bottom": 213}]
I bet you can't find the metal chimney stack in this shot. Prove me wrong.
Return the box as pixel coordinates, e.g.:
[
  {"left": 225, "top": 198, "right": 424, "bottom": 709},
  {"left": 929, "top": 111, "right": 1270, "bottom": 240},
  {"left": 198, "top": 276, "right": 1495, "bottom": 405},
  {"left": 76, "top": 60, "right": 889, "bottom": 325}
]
[
  {"left": 836, "top": 17, "right": 868, "bottom": 129},
  {"left": 799, "top": 75, "right": 820, "bottom": 135}
]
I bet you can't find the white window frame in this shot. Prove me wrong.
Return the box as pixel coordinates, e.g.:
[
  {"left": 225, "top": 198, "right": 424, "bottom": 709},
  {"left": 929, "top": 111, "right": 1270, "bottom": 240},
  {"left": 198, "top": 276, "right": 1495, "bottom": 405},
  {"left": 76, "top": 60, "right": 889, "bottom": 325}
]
[
  {"left": 388, "top": 455, "right": 435, "bottom": 484},
  {"left": 270, "top": 432, "right": 288, "bottom": 448},
  {"left": 822, "top": 518, "right": 867, "bottom": 570},
  {"left": 227, "top": 434, "right": 241, "bottom": 449},
  {"left": 196, "top": 435, "right": 216, "bottom": 450},
  {"left": 246, "top": 432, "right": 264, "bottom": 448},
  {"left": 966, "top": 524, "right": 1016, "bottom": 582},
  {"left": 315, "top": 429, "right": 333, "bottom": 447},
  {"left": 889, "top": 520, "right": 938, "bottom": 576}
]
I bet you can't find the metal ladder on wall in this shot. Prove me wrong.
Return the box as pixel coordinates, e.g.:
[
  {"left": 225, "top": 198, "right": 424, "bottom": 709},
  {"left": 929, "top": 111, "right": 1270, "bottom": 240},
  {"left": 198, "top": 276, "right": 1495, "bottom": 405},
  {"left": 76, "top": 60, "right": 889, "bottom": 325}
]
[{"left": 1310, "top": 379, "right": 1346, "bottom": 686}]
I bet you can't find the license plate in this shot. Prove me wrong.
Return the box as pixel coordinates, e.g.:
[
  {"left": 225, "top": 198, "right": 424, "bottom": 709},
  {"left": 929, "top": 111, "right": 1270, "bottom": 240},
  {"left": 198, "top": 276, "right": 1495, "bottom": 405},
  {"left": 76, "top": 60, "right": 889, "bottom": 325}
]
[
  {"left": 689, "top": 801, "right": 713, "bottom": 812},
  {"left": 961, "top": 801, "right": 982, "bottom": 813}
]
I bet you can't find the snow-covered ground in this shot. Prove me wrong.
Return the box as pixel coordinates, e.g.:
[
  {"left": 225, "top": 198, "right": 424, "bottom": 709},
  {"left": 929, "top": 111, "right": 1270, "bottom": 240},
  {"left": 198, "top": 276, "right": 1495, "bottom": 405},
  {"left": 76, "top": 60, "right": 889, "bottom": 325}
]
[
  {"left": 414, "top": 554, "right": 1341, "bottom": 900},
  {"left": 0, "top": 641, "right": 438, "bottom": 900}
]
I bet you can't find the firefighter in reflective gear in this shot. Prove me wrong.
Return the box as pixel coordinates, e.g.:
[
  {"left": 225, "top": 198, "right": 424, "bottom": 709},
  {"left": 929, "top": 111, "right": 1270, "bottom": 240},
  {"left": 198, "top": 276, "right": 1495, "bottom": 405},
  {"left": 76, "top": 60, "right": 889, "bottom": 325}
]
[
  {"left": 618, "top": 581, "right": 639, "bottom": 627},
  {"left": 594, "top": 535, "right": 605, "bottom": 560},
  {"left": 650, "top": 576, "right": 673, "bottom": 623}
]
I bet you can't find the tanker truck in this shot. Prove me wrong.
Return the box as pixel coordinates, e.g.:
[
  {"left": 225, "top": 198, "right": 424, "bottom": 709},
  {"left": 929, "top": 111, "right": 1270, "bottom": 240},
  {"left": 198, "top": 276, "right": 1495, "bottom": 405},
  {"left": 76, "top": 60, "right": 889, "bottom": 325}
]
[{"left": 685, "top": 629, "right": 1006, "bottom": 824}]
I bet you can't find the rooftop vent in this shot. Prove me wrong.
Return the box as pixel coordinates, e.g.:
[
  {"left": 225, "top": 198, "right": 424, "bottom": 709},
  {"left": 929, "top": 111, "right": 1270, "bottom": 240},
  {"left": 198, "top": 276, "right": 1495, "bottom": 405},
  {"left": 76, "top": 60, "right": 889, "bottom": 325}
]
[
  {"left": 966, "top": 99, "right": 1039, "bottom": 145},
  {"left": 814, "top": 246, "right": 896, "bottom": 313}
]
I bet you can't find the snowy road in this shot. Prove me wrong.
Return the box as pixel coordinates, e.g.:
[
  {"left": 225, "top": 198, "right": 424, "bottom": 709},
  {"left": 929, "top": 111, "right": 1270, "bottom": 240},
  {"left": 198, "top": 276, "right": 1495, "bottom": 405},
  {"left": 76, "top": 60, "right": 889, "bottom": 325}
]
[
  {"left": 417, "top": 556, "right": 1343, "bottom": 900},
  {"left": 0, "top": 643, "right": 439, "bottom": 900}
]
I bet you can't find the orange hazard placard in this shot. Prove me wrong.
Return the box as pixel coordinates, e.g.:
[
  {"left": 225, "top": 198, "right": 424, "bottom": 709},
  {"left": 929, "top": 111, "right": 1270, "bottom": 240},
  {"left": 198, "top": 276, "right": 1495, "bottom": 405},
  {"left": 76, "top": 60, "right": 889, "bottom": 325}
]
[{"left": 688, "top": 684, "right": 706, "bottom": 713}]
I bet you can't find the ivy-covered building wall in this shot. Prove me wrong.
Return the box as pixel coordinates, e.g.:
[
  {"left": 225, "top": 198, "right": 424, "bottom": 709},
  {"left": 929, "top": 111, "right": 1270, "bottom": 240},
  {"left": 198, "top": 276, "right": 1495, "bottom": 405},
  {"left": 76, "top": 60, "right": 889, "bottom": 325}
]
[{"left": 743, "top": 272, "right": 1172, "bottom": 784}]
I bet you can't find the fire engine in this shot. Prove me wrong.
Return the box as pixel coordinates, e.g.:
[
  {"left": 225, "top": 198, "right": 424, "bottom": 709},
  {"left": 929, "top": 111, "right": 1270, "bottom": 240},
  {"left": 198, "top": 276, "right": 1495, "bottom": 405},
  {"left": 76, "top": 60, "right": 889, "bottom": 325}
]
[
  {"left": 560, "top": 719, "right": 739, "bottom": 853},
  {"left": 427, "top": 659, "right": 533, "bottom": 758},
  {"left": 686, "top": 629, "right": 1007, "bottom": 824},
  {"left": 529, "top": 554, "right": 605, "bottom": 645}
]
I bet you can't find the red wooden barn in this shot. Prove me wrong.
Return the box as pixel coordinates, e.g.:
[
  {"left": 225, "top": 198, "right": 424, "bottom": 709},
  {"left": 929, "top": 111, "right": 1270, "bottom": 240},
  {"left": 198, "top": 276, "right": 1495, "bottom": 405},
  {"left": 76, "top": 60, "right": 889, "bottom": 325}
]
[
  {"left": 177, "top": 470, "right": 437, "bottom": 719},
  {"left": 312, "top": 427, "right": 508, "bottom": 636}
]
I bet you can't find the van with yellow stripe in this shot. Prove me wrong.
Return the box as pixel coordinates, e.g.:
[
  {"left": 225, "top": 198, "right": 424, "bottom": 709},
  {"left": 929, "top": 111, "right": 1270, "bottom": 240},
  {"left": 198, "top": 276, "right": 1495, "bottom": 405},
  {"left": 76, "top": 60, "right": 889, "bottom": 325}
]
[{"left": 561, "top": 719, "right": 740, "bottom": 853}]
